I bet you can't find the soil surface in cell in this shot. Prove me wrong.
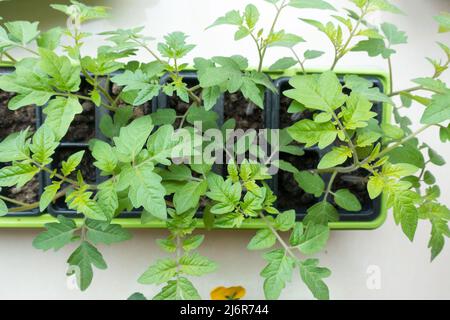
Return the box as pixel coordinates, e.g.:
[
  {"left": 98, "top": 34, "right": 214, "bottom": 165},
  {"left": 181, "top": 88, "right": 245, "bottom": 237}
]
[
  {"left": 64, "top": 83, "right": 95, "bottom": 142},
  {"left": 224, "top": 92, "right": 263, "bottom": 130},
  {"left": 0, "top": 91, "right": 36, "bottom": 137},
  {"left": 111, "top": 83, "right": 153, "bottom": 119},
  {"left": 277, "top": 150, "right": 320, "bottom": 211},
  {"left": 2, "top": 176, "right": 39, "bottom": 207},
  {"left": 167, "top": 83, "right": 201, "bottom": 128},
  {"left": 332, "top": 169, "right": 371, "bottom": 211}
]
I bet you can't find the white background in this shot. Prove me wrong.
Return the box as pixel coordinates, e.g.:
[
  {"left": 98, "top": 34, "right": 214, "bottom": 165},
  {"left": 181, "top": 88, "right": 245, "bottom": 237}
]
[{"left": 0, "top": 0, "right": 449, "bottom": 299}]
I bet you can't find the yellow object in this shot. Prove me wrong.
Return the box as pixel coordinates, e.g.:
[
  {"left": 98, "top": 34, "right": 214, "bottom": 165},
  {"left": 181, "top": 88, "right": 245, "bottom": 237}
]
[{"left": 210, "top": 286, "right": 246, "bottom": 300}]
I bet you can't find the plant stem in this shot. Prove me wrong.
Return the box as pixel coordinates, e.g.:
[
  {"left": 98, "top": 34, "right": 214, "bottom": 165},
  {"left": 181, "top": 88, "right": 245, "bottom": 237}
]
[
  {"left": 258, "top": 212, "right": 298, "bottom": 261},
  {"left": 388, "top": 57, "right": 393, "bottom": 95},
  {"left": 8, "top": 187, "right": 69, "bottom": 213},
  {"left": 133, "top": 39, "right": 202, "bottom": 105},
  {"left": 258, "top": 0, "right": 287, "bottom": 72},
  {"left": 290, "top": 48, "right": 306, "bottom": 75},
  {"left": 0, "top": 195, "right": 28, "bottom": 207},
  {"left": 331, "top": 5, "right": 367, "bottom": 70},
  {"left": 323, "top": 171, "right": 338, "bottom": 202},
  {"left": 331, "top": 111, "right": 359, "bottom": 165},
  {"left": 3, "top": 52, "right": 16, "bottom": 62}
]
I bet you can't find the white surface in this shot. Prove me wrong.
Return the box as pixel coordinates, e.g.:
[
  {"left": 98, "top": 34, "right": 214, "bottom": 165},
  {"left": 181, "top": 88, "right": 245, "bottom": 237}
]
[{"left": 0, "top": 0, "right": 449, "bottom": 300}]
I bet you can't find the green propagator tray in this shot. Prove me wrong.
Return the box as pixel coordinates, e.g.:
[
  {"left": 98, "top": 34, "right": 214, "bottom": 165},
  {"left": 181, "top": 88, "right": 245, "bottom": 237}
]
[{"left": 0, "top": 68, "right": 391, "bottom": 230}]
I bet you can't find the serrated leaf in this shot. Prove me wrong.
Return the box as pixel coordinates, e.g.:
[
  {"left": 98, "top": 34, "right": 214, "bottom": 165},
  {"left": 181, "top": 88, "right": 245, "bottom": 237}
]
[
  {"left": 182, "top": 235, "right": 205, "bottom": 252},
  {"left": 260, "top": 249, "right": 296, "bottom": 300},
  {"left": 269, "top": 57, "right": 297, "bottom": 70},
  {"left": 113, "top": 115, "right": 154, "bottom": 162},
  {"left": 30, "top": 124, "right": 58, "bottom": 165},
  {"left": 61, "top": 150, "right": 85, "bottom": 176},
  {"left": 32, "top": 216, "right": 76, "bottom": 251},
  {"left": 174, "top": 180, "right": 207, "bottom": 214},
  {"left": 179, "top": 253, "right": 217, "bottom": 276},
  {"left": 248, "top": 228, "right": 277, "bottom": 250},
  {"left": 138, "top": 258, "right": 178, "bottom": 285},
  {"left": 287, "top": 119, "right": 337, "bottom": 149},
  {"left": 39, "top": 182, "right": 61, "bottom": 212},
  {"left": 299, "top": 259, "right": 331, "bottom": 300},
  {"left": 90, "top": 139, "right": 117, "bottom": 174},
  {"left": 43, "top": 97, "right": 83, "bottom": 140},
  {"left": 67, "top": 241, "right": 107, "bottom": 291},
  {"left": 0, "top": 163, "right": 39, "bottom": 188},
  {"left": 86, "top": 220, "right": 132, "bottom": 245},
  {"left": 420, "top": 92, "right": 450, "bottom": 125},
  {"left": 298, "top": 223, "right": 329, "bottom": 255},
  {"left": 289, "top": 0, "right": 336, "bottom": 11},
  {"left": 153, "top": 277, "right": 201, "bottom": 300},
  {"left": 381, "top": 22, "right": 407, "bottom": 45}
]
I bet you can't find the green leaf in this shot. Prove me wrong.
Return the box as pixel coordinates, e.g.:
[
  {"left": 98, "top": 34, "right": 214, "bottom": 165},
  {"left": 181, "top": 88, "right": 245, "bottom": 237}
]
[
  {"left": 0, "top": 198, "right": 7, "bottom": 216},
  {"left": 423, "top": 171, "right": 436, "bottom": 185},
  {"left": 39, "top": 48, "right": 81, "bottom": 92},
  {"left": 147, "top": 125, "right": 181, "bottom": 164},
  {"left": 244, "top": 4, "right": 259, "bottom": 29},
  {"left": 393, "top": 191, "right": 419, "bottom": 241},
  {"left": 294, "top": 171, "right": 324, "bottom": 197},
  {"left": 110, "top": 69, "right": 161, "bottom": 106},
  {"left": 381, "top": 123, "right": 404, "bottom": 139},
  {"left": 43, "top": 97, "right": 83, "bottom": 140},
  {"left": 434, "top": 12, "right": 450, "bottom": 33},
  {"left": 86, "top": 220, "right": 132, "bottom": 245},
  {"left": 304, "top": 201, "right": 339, "bottom": 225},
  {"left": 179, "top": 253, "right": 217, "bottom": 276},
  {"left": 381, "top": 22, "right": 407, "bottom": 45},
  {"left": 29, "top": 125, "right": 58, "bottom": 165},
  {"left": 304, "top": 50, "right": 324, "bottom": 60},
  {"left": 289, "top": 0, "right": 336, "bottom": 11},
  {"left": 367, "top": 0, "right": 403, "bottom": 14},
  {"left": 174, "top": 180, "right": 207, "bottom": 214},
  {"left": 340, "top": 93, "right": 377, "bottom": 130},
  {"left": 51, "top": 1, "right": 108, "bottom": 22},
  {"left": 289, "top": 222, "right": 304, "bottom": 246},
  {"left": 32, "top": 216, "right": 76, "bottom": 251},
  {"left": 260, "top": 249, "right": 296, "bottom": 300},
  {"left": 387, "top": 145, "right": 425, "bottom": 169},
  {"left": 113, "top": 115, "right": 154, "bottom": 162},
  {"left": 138, "top": 258, "right": 178, "bottom": 284},
  {"left": 150, "top": 108, "right": 177, "bottom": 125},
  {"left": 268, "top": 32, "right": 305, "bottom": 48},
  {"left": 274, "top": 210, "right": 296, "bottom": 231},
  {"left": 298, "top": 223, "right": 329, "bottom": 255},
  {"left": 247, "top": 228, "right": 277, "bottom": 250},
  {"left": 269, "top": 57, "right": 297, "bottom": 70},
  {"left": 334, "top": 189, "right": 362, "bottom": 212},
  {"left": 128, "top": 164, "right": 167, "bottom": 220},
  {"left": 182, "top": 235, "right": 205, "bottom": 252},
  {"left": 344, "top": 75, "right": 392, "bottom": 104},
  {"left": 318, "top": 146, "right": 352, "bottom": 169},
  {"left": 412, "top": 77, "right": 447, "bottom": 94},
  {"left": 90, "top": 139, "right": 117, "bottom": 174},
  {"left": 287, "top": 119, "right": 337, "bottom": 149},
  {"left": 0, "top": 130, "right": 30, "bottom": 162},
  {"left": 207, "top": 10, "right": 243, "bottom": 29},
  {"left": 428, "top": 148, "right": 446, "bottom": 166},
  {"left": 37, "top": 27, "right": 62, "bottom": 50},
  {"left": 66, "top": 189, "right": 108, "bottom": 221},
  {"left": 5, "top": 21, "right": 39, "bottom": 45},
  {"left": 0, "top": 59, "right": 54, "bottom": 110},
  {"left": 428, "top": 219, "right": 450, "bottom": 261},
  {"left": 299, "top": 259, "right": 331, "bottom": 300},
  {"left": 96, "top": 180, "right": 119, "bottom": 220},
  {"left": 285, "top": 72, "right": 346, "bottom": 112},
  {"left": 61, "top": 151, "right": 85, "bottom": 176},
  {"left": 202, "top": 86, "right": 221, "bottom": 111},
  {"left": 367, "top": 175, "right": 384, "bottom": 199},
  {"left": 420, "top": 92, "right": 450, "bottom": 124},
  {"left": 39, "top": 182, "right": 61, "bottom": 212},
  {"left": 67, "top": 241, "right": 107, "bottom": 291},
  {"left": 352, "top": 38, "right": 395, "bottom": 58},
  {"left": 128, "top": 292, "right": 147, "bottom": 300},
  {"left": 0, "top": 163, "right": 39, "bottom": 188},
  {"left": 157, "top": 31, "right": 195, "bottom": 59},
  {"left": 153, "top": 277, "right": 201, "bottom": 300}
]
